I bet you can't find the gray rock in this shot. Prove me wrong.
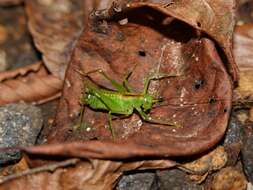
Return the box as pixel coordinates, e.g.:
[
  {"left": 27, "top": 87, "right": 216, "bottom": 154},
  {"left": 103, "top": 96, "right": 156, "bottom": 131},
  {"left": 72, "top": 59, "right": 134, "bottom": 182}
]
[
  {"left": 242, "top": 130, "right": 253, "bottom": 183},
  {"left": 0, "top": 103, "right": 43, "bottom": 164},
  {"left": 116, "top": 172, "right": 158, "bottom": 190},
  {"left": 222, "top": 115, "right": 243, "bottom": 166},
  {"left": 223, "top": 116, "right": 243, "bottom": 145},
  {"left": 156, "top": 169, "right": 202, "bottom": 190}
]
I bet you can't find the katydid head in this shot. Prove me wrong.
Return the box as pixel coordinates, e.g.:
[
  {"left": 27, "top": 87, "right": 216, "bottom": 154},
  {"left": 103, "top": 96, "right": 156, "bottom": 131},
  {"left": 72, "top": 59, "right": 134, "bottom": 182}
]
[
  {"left": 142, "top": 95, "right": 155, "bottom": 112},
  {"left": 156, "top": 96, "right": 164, "bottom": 102}
]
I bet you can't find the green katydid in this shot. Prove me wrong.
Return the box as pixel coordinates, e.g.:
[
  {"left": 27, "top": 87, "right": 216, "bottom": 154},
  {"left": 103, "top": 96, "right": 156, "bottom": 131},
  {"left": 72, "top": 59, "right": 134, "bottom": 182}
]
[{"left": 78, "top": 68, "right": 182, "bottom": 139}]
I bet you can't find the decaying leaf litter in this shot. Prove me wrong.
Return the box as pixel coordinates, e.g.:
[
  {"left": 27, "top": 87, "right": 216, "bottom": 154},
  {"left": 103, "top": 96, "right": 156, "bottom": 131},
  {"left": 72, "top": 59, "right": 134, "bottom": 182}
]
[{"left": 0, "top": 0, "right": 253, "bottom": 189}]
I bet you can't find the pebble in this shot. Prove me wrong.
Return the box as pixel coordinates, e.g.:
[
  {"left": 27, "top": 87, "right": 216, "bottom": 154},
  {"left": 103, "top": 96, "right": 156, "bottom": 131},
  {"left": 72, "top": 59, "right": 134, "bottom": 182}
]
[
  {"left": 0, "top": 103, "right": 43, "bottom": 164},
  {"left": 116, "top": 172, "right": 158, "bottom": 190}
]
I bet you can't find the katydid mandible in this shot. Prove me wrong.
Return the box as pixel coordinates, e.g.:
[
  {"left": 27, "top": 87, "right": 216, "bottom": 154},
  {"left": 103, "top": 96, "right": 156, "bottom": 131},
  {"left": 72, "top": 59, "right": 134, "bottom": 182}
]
[{"left": 79, "top": 69, "right": 182, "bottom": 139}]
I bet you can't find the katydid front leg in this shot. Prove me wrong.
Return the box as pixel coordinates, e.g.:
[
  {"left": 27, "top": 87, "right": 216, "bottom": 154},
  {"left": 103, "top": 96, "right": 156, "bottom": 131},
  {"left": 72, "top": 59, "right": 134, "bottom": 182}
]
[
  {"left": 135, "top": 107, "right": 181, "bottom": 128},
  {"left": 85, "top": 69, "right": 129, "bottom": 93},
  {"left": 84, "top": 65, "right": 138, "bottom": 93}
]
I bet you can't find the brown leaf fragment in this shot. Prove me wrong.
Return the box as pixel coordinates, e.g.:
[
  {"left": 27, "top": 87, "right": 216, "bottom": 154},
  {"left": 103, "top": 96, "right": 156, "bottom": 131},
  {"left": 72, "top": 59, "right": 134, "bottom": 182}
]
[
  {"left": 0, "top": 63, "right": 63, "bottom": 105},
  {"left": 25, "top": 0, "right": 85, "bottom": 79},
  {"left": 0, "top": 159, "right": 176, "bottom": 190},
  {"left": 234, "top": 69, "right": 253, "bottom": 102},
  {"left": 233, "top": 24, "right": 253, "bottom": 69},
  {"left": 233, "top": 24, "right": 253, "bottom": 103},
  {"left": 180, "top": 146, "right": 227, "bottom": 175}
]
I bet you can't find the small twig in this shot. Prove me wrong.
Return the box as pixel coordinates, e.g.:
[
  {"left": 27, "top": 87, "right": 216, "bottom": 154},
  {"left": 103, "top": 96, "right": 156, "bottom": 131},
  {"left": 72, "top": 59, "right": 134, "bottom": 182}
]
[
  {"left": 34, "top": 92, "right": 62, "bottom": 105},
  {"left": 177, "top": 165, "right": 202, "bottom": 175},
  {"left": 0, "top": 158, "right": 79, "bottom": 184}
]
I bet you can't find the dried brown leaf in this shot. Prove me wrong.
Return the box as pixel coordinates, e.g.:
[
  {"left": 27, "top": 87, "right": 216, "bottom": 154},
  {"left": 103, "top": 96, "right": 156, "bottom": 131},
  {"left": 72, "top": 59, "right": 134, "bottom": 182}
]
[
  {"left": 2, "top": 1, "right": 236, "bottom": 188},
  {"left": 0, "top": 63, "right": 63, "bottom": 105},
  {"left": 0, "top": 159, "right": 176, "bottom": 190},
  {"left": 45, "top": 1, "right": 233, "bottom": 159},
  {"left": 25, "top": 0, "right": 84, "bottom": 79}
]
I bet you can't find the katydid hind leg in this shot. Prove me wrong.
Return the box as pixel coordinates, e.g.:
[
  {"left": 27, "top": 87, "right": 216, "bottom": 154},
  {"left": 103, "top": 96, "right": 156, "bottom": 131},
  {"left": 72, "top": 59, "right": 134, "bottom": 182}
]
[{"left": 135, "top": 107, "right": 180, "bottom": 127}]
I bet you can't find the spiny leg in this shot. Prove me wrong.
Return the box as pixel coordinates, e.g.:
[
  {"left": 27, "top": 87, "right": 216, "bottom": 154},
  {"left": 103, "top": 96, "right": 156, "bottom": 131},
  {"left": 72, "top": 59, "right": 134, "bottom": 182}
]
[
  {"left": 135, "top": 107, "right": 181, "bottom": 127},
  {"left": 122, "top": 71, "right": 133, "bottom": 92},
  {"left": 79, "top": 104, "right": 85, "bottom": 127},
  {"left": 77, "top": 64, "right": 138, "bottom": 93},
  {"left": 73, "top": 104, "right": 86, "bottom": 130},
  {"left": 85, "top": 69, "right": 128, "bottom": 93},
  {"left": 86, "top": 90, "right": 116, "bottom": 139},
  {"left": 108, "top": 111, "right": 116, "bottom": 140},
  {"left": 91, "top": 68, "right": 138, "bottom": 93},
  {"left": 122, "top": 63, "right": 139, "bottom": 92}
]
